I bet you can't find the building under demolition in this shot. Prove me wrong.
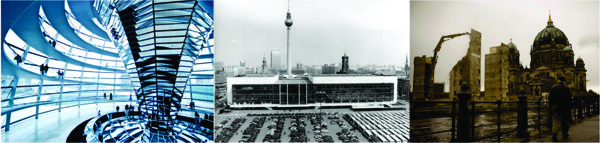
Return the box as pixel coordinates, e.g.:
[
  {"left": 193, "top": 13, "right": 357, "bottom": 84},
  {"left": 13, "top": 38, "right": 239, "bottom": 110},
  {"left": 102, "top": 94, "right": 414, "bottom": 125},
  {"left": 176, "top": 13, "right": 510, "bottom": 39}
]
[{"left": 449, "top": 29, "right": 481, "bottom": 101}]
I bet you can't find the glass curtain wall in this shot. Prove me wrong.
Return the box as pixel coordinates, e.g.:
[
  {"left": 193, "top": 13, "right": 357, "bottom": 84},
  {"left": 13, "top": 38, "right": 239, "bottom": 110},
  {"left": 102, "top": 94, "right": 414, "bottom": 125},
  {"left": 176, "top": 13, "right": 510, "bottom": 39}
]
[{"left": 1, "top": 0, "right": 214, "bottom": 131}]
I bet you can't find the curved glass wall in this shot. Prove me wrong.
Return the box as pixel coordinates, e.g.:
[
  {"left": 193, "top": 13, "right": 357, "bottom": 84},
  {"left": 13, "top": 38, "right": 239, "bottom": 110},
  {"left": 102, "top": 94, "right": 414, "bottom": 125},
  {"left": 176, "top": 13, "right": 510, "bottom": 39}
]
[
  {"left": 1, "top": 0, "right": 214, "bottom": 134},
  {"left": 91, "top": 0, "right": 214, "bottom": 139}
]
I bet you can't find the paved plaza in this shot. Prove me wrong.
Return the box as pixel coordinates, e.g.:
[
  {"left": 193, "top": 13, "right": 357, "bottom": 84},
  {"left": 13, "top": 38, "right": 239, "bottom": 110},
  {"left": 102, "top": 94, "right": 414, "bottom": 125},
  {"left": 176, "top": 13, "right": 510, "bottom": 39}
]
[{"left": 529, "top": 115, "right": 599, "bottom": 142}]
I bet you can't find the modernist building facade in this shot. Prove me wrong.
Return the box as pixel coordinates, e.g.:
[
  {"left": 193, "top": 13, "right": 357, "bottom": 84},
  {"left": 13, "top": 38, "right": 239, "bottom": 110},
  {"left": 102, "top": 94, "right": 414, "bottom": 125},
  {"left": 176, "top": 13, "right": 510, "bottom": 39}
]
[
  {"left": 271, "top": 50, "right": 282, "bottom": 71},
  {"left": 226, "top": 75, "right": 398, "bottom": 108}
]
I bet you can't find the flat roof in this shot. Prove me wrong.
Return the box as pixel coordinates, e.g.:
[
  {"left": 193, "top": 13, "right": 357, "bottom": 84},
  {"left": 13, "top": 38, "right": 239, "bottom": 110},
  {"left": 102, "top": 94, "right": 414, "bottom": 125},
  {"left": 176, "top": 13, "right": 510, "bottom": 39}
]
[
  {"left": 311, "top": 74, "right": 388, "bottom": 77},
  {"left": 228, "top": 74, "right": 277, "bottom": 77},
  {"left": 310, "top": 76, "right": 397, "bottom": 84},
  {"left": 275, "top": 79, "right": 311, "bottom": 84},
  {"left": 227, "top": 74, "right": 397, "bottom": 85}
]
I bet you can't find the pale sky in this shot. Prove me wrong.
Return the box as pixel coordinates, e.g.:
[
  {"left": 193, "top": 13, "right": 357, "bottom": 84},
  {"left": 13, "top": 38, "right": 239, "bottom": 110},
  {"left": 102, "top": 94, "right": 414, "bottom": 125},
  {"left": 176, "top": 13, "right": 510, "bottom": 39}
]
[
  {"left": 410, "top": 1, "right": 599, "bottom": 92},
  {"left": 214, "top": 0, "right": 410, "bottom": 67}
]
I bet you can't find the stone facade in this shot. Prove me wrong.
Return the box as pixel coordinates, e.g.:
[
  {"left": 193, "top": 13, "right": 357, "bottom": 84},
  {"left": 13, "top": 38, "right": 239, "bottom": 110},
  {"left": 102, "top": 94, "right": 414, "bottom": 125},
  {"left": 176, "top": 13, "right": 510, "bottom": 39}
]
[
  {"left": 412, "top": 55, "right": 433, "bottom": 100},
  {"left": 485, "top": 43, "right": 511, "bottom": 101},
  {"left": 495, "top": 16, "right": 587, "bottom": 101}
]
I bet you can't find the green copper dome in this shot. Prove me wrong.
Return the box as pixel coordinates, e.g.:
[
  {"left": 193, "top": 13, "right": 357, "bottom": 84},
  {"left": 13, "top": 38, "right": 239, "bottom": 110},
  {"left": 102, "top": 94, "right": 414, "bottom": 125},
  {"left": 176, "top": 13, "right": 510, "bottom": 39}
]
[{"left": 532, "top": 15, "right": 569, "bottom": 51}]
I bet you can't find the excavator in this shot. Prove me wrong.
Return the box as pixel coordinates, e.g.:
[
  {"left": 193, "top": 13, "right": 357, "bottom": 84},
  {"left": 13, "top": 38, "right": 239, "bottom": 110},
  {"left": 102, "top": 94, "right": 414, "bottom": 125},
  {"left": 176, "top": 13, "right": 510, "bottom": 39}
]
[{"left": 426, "top": 32, "right": 470, "bottom": 99}]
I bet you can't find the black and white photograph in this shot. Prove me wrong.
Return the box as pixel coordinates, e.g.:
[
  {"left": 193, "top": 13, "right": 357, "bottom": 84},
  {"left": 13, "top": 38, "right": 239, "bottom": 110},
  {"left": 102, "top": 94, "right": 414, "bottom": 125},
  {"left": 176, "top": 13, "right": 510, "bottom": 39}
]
[{"left": 214, "top": 0, "right": 410, "bottom": 142}]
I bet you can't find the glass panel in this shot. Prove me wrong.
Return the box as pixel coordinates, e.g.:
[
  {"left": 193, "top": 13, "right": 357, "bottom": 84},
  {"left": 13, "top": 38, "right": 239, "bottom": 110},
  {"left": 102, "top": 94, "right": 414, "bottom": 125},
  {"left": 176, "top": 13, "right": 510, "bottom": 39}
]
[{"left": 9, "top": 107, "right": 37, "bottom": 124}]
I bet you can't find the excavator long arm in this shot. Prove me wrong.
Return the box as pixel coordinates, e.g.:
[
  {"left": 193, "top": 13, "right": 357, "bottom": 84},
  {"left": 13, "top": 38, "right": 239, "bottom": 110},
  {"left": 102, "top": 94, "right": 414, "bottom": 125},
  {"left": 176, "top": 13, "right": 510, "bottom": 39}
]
[
  {"left": 432, "top": 32, "right": 470, "bottom": 67},
  {"left": 427, "top": 32, "right": 469, "bottom": 99}
]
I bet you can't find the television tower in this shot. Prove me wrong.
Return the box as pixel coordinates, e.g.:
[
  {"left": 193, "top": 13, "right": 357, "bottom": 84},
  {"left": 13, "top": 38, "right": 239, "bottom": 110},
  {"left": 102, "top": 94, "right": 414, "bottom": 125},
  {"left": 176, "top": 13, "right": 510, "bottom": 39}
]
[{"left": 285, "top": 0, "right": 293, "bottom": 78}]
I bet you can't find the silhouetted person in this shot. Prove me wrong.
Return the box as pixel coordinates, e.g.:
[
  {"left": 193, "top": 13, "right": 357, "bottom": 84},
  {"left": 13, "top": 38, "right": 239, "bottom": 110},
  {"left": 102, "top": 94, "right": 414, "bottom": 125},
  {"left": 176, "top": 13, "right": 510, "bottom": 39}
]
[
  {"left": 44, "top": 64, "right": 48, "bottom": 74},
  {"left": 111, "top": 28, "right": 120, "bottom": 41},
  {"left": 40, "top": 64, "right": 45, "bottom": 75},
  {"left": 190, "top": 101, "right": 195, "bottom": 111},
  {"left": 109, "top": 93, "right": 113, "bottom": 100},
  {"left": 116, "top": 106, "right": 120, "bottom": 112},
  {"left": 57, "top": 70, "right": 64, "bottom": 79},
  {"left": 104, "top": 93, "right": 106, "bottom": 99},
  {"left": 125, "top": 105, "right": 129, "bottom": 120},
  {"left": 549, "top": 76, "right": 572, "bottom": 141},
  {"left": 49, "top": 40, "right": 56, "bottom": 47},
  {"left": 13, "top": 55, "right": 22, "bottom": 65},
  {"left": 98, "top": 110, "right": 101, "bottom": 116},
  {"left": 195, "top": 112, "right": 200, "bottom": 125}
]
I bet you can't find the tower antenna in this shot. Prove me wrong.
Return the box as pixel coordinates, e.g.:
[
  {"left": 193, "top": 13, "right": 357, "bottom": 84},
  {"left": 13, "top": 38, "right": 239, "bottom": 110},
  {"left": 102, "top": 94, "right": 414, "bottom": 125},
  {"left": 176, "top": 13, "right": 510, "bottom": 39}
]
[{"left": 285, "top": 0, "right": 294, "bottom": 78}]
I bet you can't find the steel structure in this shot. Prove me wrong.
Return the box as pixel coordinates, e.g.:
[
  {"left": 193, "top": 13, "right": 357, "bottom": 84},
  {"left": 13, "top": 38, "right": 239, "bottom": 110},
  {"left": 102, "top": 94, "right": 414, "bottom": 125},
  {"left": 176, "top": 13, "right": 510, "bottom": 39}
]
[
  {"left": 1, "top": 0, "right": 214, "bottom": 142},
  {"left": 92, "top": 0, "right": 214, "bottom": 141}
]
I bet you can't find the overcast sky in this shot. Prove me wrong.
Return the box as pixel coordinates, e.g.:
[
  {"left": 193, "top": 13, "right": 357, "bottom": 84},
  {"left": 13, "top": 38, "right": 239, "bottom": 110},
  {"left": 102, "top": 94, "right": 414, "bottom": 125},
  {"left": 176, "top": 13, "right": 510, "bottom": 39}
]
[
  {"left": 410, "top": 1, "right": 599, "bottom": 92},
  {"left": 214, "top": 0, "right": 409, "bottom": 67}
]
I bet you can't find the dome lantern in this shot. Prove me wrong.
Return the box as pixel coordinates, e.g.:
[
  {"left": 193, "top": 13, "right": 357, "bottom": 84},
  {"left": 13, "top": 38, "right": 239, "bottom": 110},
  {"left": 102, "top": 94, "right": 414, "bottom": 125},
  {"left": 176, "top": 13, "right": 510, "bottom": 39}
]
[
  {"left": 547, "top": 10, "right": 553, "bottom": 26},
  {"left": 508, "top": 38, "right": 518, "bottom": 51}
]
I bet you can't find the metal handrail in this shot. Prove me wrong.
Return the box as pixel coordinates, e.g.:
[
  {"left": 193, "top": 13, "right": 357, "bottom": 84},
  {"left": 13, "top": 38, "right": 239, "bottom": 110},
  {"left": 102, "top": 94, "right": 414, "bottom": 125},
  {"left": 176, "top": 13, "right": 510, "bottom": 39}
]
[{"left": 411, "top": 95, "right": 599, "bottom": 142}]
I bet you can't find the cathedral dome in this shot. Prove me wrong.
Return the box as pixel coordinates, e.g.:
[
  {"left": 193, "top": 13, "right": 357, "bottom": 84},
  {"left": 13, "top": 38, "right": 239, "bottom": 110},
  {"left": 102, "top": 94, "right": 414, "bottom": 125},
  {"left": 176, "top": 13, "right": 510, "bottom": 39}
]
[
  {"left": 532, "top": 15, "right": 569, "bottom": 50},
  {"left": 576, "top": 57, "right": 585, "bottom": 69},
  {"left": 530, "top": 13, "right": 573, "bottom": 70},
  {"left": 576, "top": 57, "right": 584, "bottom": 64}
]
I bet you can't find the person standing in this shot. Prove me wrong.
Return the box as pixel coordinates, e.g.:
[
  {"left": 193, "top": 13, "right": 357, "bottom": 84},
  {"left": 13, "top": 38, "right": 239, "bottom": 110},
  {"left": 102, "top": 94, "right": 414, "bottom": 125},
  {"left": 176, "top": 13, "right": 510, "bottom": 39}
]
[
  {"left": 124, "top": 105, "right": 129, "bottom": 121},
  {"left": 40, "top": 64, "right": 45, "bottom": 75},
  {"left": 109, "top": 93, "right": 113, "bottom": 100},
  {"left": 104, "top": 93, "right": 106, "bottom": 99},
  {"left": 44, "top": 64, "right": 49, "bottom": 74},
  {"left": 195, "top": 112, "right": 200, "bottom": 125},
  {"left": 14, "top": 54, "right": 22, "bottom": 65},
  {"left": 190, "top": 101, "right": 195, "bottom": 111},
  {"left": 56, "top": 70, "right": 63, "bottom": 79},
  {"left": 98, "top": 133, "right": 103, "bottom": 142},
  {"left": 549, "top": 76, "right": 572, "bottom": 141}
]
